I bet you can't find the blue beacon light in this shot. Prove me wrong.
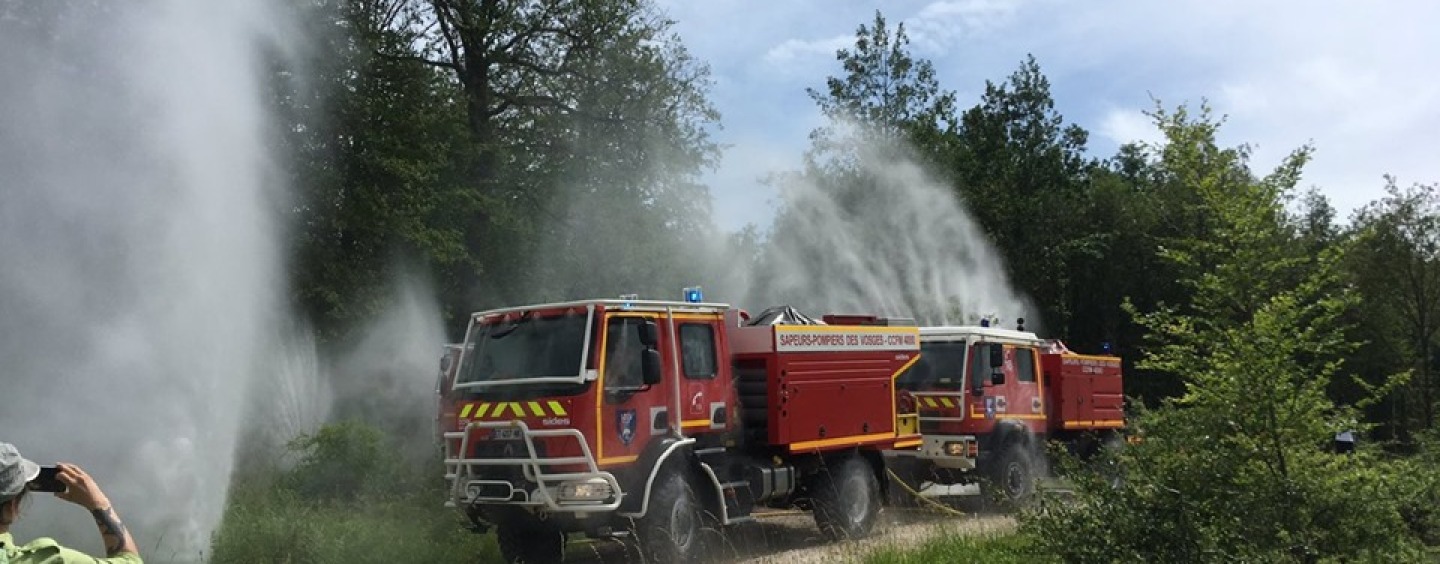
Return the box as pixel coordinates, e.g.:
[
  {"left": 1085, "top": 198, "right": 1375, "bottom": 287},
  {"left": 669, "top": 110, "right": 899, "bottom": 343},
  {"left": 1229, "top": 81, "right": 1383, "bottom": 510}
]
[{"left": 683, "top": 286, "right": 703, "bottom": 303}]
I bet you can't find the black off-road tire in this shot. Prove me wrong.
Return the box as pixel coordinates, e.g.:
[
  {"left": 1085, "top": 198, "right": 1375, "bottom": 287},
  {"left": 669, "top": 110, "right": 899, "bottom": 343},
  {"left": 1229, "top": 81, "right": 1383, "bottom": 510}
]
[
  {"left": 497, "top": 520, "right": 565, "bottom": 564},
  {"left": 989, "top": 442, "right": 1035, "bottom": 508},
  {"left": 811, "top": 455, "right": 881, "bottom": 541},
  {"left": 634, "top": 469, "right": 705, "bottom": 562}
]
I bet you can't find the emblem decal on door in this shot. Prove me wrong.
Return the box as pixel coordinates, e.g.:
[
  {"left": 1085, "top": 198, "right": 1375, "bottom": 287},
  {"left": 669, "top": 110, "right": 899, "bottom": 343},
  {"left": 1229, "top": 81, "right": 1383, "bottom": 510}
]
[{"left": 618, "top": 409, "right": 637, "bottom": 446}]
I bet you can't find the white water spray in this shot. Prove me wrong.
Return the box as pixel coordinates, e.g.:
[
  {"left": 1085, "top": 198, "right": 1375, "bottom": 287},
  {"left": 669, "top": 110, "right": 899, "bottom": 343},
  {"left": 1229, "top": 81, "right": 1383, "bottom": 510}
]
[
  {"left": 0, "top": 0, "right": 288, "bottom": 559},
  {"left": 741, "top": 130, "right": 1032, "bottom": 325},
  {"left": 324, "top": 276, "right": 451, "bottom": 465}
]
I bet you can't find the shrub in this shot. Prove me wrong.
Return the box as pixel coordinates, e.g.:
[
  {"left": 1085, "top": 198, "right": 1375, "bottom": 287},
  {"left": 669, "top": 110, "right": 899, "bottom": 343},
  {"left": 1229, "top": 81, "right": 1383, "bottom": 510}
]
[
  {"left": 865, "top": 531, "right": 1045, "bottom": 564},
  {"left": 210, "top": 421, "right": 500, "bottom": 563},
  {"left": 281, "top": 419, "right": 407, "bottom": 502}
]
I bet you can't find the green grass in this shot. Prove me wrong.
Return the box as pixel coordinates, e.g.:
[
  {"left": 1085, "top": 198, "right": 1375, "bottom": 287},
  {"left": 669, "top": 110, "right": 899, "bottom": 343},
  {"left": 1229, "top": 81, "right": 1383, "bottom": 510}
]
[
  {"left": 208, "top": 476, "right": 499, "bottom": 563},
  {"left": 864, "top": 531, "right": 1050, "bottom": 564}
]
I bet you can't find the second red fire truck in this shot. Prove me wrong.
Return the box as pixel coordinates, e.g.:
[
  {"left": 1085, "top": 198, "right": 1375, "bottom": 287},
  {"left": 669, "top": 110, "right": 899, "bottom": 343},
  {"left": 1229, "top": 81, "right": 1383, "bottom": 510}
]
[{"left": 888, "top": 319, "right": 1125, "bottom": 504}]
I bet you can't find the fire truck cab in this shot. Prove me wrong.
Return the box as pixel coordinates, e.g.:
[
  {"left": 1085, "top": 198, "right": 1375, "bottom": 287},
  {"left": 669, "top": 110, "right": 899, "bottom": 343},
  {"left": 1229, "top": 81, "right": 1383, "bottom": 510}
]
[
  {"left": 889, "top": 323, "right": 1124, "bottom": 504},
  {"left": 439, "top": 296, "right": 922, "bottom": 563}
]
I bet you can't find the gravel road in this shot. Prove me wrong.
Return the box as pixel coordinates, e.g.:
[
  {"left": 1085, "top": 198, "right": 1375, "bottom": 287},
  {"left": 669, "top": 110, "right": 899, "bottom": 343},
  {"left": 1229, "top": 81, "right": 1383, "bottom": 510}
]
[{"left": 562, "top": 504, "right": 1017, "bottom": 564}]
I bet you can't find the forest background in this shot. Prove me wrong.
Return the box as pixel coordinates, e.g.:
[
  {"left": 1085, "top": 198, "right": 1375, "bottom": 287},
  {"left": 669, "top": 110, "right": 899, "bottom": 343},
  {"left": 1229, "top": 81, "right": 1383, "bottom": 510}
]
[{"left": 6, "top": 0, "right": 1439, "bottom": 561}]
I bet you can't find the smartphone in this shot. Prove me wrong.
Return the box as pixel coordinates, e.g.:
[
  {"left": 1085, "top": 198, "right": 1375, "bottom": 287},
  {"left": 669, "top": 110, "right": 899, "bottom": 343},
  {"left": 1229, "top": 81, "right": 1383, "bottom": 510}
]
[{"left": 28, "top": 466, "right": 66, "bottom": 493}]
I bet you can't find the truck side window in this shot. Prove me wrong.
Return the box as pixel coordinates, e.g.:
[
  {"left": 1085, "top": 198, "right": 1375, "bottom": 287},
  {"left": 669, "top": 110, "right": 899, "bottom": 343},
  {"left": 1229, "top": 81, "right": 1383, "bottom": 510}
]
[
  {"left": 680, "top": 323, "right": 717, "bottom": 379},
  {"left": 1015, "top": 347, "right": 1036, "bottom": 382},
  {"left": 969, "top": 343, "right": 990, "bottom": 388},
  {"left": 604, "top": 317, "right": 646, "bottom": 389}
]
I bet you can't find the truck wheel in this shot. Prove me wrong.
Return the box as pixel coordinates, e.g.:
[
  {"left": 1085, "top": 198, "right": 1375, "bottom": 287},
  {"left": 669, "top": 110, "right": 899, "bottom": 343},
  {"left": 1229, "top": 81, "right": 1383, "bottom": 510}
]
[
  {"left": 990, "top": 443, "right": 1035, "bottom": 507},
  {"left": 811, "top": 455, "right": 881, "bottom": 541},
  {"left": 634, "top": 470, "right": 704, "bottom": 562},
  {"left": 497, "top": 521, "right": 565, "bottom": 564}
]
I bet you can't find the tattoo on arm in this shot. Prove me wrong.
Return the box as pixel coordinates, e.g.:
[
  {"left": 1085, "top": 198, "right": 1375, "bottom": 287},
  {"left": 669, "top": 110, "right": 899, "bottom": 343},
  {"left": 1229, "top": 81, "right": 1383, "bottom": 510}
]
[{"left": 90, "top": 507, "right": 129, "bottom": 556}]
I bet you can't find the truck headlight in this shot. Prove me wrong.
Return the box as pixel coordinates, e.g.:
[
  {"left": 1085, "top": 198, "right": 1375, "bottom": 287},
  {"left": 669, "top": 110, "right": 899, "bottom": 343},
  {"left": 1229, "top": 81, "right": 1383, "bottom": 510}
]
[
  {"left": 944, "top": 441, "right": 966, "bottom": 456},
  {"left": 557, "top": 479, "right": 613, "bottom": 502}
]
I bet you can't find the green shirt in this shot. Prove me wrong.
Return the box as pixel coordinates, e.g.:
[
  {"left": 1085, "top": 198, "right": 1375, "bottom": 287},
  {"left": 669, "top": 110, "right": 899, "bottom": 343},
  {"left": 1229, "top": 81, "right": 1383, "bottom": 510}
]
[{"left": 0, "top": 532, "right": 141, "bottom": 564}]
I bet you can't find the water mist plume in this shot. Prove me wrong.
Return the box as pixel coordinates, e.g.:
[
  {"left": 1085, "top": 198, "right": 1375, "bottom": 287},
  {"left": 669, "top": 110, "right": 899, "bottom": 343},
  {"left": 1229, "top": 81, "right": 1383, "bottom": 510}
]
[
  {"left": 324, "top": 276, "right": 451, "bottom": 466},
  {"left": 0, "top": 1, "right": 289, "bottom": 558},
  {"left": 744, "top": 124, "right": 1033, "bottom": 326}
]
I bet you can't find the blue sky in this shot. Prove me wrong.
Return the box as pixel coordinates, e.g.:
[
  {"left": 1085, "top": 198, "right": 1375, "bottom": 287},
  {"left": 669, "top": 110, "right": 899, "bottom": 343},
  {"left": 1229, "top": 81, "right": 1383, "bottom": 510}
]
[{"left": 655, "top": 0, "right": 1440, "bottom": 232}]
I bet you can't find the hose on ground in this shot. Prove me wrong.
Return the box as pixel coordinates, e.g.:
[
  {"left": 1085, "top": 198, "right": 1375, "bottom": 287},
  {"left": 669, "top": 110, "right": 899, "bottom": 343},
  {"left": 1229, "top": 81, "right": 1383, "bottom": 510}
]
[{"left": 884, "top": 468, "right": 968, "bottom": 517}]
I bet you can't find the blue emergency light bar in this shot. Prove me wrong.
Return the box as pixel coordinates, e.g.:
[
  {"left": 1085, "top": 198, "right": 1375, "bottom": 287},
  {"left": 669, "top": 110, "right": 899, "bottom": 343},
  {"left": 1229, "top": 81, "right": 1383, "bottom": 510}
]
[{"left": 683, "top": 286, "right": 703, "bottom": 303}]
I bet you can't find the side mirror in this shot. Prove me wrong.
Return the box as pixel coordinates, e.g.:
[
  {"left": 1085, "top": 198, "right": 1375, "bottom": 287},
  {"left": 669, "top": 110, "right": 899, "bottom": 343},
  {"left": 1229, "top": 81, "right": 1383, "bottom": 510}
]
[
  {"left": 638, "top": 320, "right": 659, "bottom": 347},
  {"left": 641, "top": 349, "right": 662, "bottom": 385}
]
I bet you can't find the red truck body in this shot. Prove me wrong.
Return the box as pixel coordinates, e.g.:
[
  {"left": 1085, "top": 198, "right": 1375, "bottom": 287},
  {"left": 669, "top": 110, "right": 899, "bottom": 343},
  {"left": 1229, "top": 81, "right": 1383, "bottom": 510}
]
[
  {"left": 438, "top": 299, "right": 920, "bottom": 562},
  {"left": 1044, "top": 353, "right": 1125, "bottom": 432}
]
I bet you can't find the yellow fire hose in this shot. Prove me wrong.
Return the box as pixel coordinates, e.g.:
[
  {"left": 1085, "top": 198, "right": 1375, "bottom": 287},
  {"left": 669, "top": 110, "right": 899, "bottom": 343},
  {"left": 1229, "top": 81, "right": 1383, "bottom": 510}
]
[{"left": 884, "top": 468, "right": 969, "bottom": 517}]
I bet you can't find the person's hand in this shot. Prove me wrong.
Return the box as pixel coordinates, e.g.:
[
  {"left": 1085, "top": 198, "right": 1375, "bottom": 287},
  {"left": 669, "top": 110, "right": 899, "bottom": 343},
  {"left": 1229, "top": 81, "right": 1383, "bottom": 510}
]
[{"left": 53, "top": 463, "right": 112, "bottom": 511}]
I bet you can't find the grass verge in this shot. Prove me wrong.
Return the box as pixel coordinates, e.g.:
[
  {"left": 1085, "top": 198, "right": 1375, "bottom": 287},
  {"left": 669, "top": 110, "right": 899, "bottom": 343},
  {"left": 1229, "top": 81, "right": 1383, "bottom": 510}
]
[
  {"left": 209, "top": 479, "right": 499, "bottom": 563},
  {"left": 863, "top": 531, "right": 1048, "bottom": 564}
]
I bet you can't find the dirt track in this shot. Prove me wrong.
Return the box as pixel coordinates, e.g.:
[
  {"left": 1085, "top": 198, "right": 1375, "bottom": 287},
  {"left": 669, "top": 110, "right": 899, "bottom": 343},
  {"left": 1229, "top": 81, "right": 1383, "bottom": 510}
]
[{"left": 563, "top": 504, "right": 1017, "bottom": 564}]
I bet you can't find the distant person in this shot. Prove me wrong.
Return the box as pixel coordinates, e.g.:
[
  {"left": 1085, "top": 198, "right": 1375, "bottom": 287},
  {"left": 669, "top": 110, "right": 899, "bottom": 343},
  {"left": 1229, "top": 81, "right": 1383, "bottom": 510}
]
[
  {"left": 1334, "top": 429, "right": 1356, "bottom": 455},
  {"left": 0, "top": 443, "right": 141, "bottom": 563}
]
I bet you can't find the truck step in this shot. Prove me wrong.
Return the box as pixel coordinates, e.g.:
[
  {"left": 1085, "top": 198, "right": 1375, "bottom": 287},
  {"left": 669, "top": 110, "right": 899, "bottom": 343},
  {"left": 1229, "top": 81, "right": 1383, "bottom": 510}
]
[
  {"left": 693, "top": 447, "right": 727, "bottom": 456},
  {"left": 719, "top": 481, "right": 749, "bottom": 490}
]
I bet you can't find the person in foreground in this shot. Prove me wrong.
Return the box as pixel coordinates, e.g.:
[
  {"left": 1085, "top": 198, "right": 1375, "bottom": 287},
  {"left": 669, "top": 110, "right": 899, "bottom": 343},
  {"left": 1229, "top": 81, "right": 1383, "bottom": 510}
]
[{"left": 0, "top": 442, "right": 141, "bottom": 563}]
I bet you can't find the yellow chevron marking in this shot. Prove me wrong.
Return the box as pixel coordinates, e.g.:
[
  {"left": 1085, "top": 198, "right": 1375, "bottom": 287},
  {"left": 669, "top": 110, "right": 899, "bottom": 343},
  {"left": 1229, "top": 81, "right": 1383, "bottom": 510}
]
[
  {"left": 547, "top": 401, "right": 567, "bottom": 416},
  {"left": 459, "top": 404, "right": 474, "bottom": 418},
  {"left": 473, "top": 403, "right": 491, "bottom": 419},
  {"left": 924, "top": 397, "right": 938, "bottom": 408},
  {"left": 940, "top": 397, "right": 955, "bottom": 408},
  {"left": 527, "top": 402, "right": 545, "bottom": 417}
]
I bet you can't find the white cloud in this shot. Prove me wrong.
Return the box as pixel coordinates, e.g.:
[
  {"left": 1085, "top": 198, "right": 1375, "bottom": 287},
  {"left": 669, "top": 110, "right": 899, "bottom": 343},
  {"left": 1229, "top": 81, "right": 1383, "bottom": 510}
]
[
  {"left": 1097, "top": 107, "right": 1162, "bottom": 147},
  {"left": 905, "top": 0, "right": 1021, "bottom": 53},
  {"left": 763, "top": 35, "right": 852, "bottom": 67}
]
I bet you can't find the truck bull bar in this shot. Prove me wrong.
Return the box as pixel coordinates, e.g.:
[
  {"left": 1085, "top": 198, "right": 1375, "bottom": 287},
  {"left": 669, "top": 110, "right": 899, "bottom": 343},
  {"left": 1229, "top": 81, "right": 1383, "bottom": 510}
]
[{"left": 443, "top": 420, "right": 623, "bottom": 512}]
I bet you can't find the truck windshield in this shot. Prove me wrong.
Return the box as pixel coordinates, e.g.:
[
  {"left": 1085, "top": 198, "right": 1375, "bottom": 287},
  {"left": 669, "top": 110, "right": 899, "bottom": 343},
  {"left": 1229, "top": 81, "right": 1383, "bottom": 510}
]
[
  {"left": 456, "top": 310, "right": 588, "bottom": 386},
  {"left": 902, "top": 341, "right": 968, "bottom": 390}
]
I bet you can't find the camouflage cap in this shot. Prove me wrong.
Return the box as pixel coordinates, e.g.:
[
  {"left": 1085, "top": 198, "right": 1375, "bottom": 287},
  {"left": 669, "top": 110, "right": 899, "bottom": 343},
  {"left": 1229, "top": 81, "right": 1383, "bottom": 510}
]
[{"left": 0, "top": 443, "right": 40, "bottom": 501}]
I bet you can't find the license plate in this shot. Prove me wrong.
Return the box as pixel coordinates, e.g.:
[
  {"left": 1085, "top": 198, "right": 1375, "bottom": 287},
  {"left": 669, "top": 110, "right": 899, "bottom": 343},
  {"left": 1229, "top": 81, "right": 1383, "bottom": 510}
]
[{"left": 492, "top": 428, "right": 521, "bottom": 441}]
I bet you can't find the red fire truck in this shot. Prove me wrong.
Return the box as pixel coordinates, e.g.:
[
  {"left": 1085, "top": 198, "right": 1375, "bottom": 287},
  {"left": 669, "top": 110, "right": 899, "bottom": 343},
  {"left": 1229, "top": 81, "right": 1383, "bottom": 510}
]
[
  {"left": 887, "top": 321, "right": 1124, "bottom": 504},
  {"left": 438, "top": 295, "right": 922, "bottom": 563}
]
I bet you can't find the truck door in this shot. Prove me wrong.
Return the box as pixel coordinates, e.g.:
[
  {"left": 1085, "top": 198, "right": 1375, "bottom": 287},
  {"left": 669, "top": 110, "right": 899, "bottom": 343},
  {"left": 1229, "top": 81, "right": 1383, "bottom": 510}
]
[
  {"left": 675, "top": 317, "right": 729, "bottom": 435},
  {"left": 1006, "top": 346, "right": 1045, "bottom": 424},
  {"left": 967, "top": 343, "right": 1044, "bottom": 425},
  {"left": 596, "top": 313, "right": 667, "bottom": 466}
]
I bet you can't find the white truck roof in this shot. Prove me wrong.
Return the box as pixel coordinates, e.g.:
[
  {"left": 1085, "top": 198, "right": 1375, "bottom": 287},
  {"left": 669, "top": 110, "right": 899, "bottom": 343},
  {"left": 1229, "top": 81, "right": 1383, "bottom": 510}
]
[{"left": 918, "top": 325, "right": 1043, "bottom": 346}]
